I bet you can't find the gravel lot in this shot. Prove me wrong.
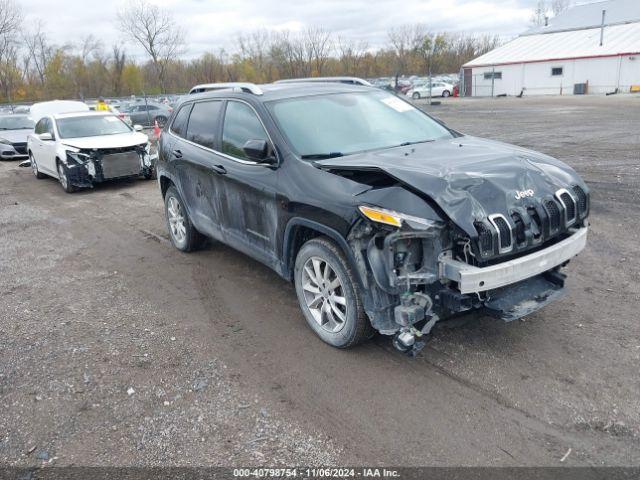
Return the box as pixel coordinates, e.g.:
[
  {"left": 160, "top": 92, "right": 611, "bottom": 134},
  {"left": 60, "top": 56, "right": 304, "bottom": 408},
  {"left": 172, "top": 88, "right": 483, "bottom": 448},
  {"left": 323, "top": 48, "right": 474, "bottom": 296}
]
[{"left": 1, "top": 95, "right": 639, "bottom": 468}]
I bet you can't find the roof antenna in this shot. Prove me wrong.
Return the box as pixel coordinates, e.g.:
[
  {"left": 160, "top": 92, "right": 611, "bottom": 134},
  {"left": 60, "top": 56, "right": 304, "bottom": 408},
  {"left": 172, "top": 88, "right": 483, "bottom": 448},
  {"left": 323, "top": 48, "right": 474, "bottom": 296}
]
[{"left": 600, "top": 9, "right": 606, "bottom": 46}]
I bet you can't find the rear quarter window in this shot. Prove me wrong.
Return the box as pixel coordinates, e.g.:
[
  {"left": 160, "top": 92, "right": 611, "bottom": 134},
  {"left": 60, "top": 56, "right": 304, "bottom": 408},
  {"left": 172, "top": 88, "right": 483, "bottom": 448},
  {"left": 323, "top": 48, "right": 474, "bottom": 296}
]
[{"left": 170, "top": 104, "right": 192, "bottom": 138}]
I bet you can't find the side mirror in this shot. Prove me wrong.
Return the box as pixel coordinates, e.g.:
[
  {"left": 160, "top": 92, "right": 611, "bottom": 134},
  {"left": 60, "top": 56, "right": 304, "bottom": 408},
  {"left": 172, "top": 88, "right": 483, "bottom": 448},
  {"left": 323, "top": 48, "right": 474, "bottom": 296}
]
[
  {"left": 242, "top": 139, "right": 275, "bottom": 164},
  {"left": 133, "top": 124, "right": 144, "bottom": 132},
  {"left": 38, "top": 132, "right": 53, "bottom": 141}
]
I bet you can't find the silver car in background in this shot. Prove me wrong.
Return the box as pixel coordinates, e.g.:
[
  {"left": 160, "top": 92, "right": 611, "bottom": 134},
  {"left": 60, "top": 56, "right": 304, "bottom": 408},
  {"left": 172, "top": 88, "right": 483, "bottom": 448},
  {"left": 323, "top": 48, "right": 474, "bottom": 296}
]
[{"left": 0, "top": 114, "right": 35, "bottom": 160}]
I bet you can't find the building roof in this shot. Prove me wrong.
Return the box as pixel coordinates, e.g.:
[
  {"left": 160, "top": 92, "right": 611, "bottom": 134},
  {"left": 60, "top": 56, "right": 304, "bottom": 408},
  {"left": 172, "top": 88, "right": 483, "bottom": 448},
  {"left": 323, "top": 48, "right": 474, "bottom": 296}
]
[
  {"left": 525, "top": 0, "right": 640, "bottom": 35},
  {"left": 464, "top": 0, "right": 640, "bottom": 68}
]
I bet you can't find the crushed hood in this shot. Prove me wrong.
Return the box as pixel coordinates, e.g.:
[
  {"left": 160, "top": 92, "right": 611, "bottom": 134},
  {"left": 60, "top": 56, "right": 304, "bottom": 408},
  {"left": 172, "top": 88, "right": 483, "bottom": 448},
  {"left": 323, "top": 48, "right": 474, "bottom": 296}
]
[
  {"left": 315, "top": 136, "right": 585, "bottom": 236},
  {"left": 61, "top": 132, "right": 148, "bottom": 150}
]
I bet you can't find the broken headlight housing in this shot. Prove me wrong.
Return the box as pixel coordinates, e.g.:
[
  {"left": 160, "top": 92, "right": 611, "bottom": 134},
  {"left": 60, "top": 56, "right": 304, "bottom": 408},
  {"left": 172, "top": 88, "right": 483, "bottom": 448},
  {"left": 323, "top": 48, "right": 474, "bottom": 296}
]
[
  {"left": 358, "top": 205, "right": 437, "bottom": 230},
  {"left": 65, "top": 150, "right": 91, "bottom": 165}
]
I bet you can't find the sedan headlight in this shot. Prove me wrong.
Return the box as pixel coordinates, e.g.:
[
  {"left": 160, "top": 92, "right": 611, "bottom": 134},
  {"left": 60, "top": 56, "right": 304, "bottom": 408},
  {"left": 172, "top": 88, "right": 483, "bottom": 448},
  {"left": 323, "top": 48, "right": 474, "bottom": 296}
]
[
  {"left": 358, "top": 205, "right": 437, "bottom": 229},
  {"left": 0, "top": 137, "right": 11, "bottom": 145}
]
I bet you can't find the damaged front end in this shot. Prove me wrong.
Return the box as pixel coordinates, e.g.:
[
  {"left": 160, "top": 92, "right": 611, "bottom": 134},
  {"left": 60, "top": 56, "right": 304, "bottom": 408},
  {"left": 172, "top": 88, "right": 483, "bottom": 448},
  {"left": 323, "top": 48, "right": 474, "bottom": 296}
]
[
  {"left": 62, "top": 143, "right": 155, "bottom": 188},
  {"left": 348, "top": 204, "right": 588, "bottom": 356}
]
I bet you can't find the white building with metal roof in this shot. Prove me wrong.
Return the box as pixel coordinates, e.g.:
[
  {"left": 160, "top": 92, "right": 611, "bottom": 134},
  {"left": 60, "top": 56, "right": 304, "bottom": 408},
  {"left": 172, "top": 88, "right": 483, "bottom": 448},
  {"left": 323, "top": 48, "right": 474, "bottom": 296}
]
[{"left": 462, "top": 0, "right": 640, "bottom": 96}]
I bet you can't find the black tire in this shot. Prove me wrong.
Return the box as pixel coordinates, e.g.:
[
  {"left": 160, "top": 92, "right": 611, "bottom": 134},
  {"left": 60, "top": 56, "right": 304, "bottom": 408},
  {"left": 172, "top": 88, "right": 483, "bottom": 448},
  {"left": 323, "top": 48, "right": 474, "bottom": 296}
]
[
  {"left": 56, "top": 161, "right": 77, "bottom": 193},
  {"left": 164, "top": 185, "right": 205, "bottom": 252},
  {"left": 412, "top": 92, "right": 421, "bottom": 100},
  {"left": 144, "top": 167, "right": 157, "bottom": 180},
  {"left": 294, "top": 236, "right": 373, "bottom": 348},
  {"left": 442, "top": 90, "right": 451, "bottom": 98},
  {"left": 155, "top": 115, "right": 168, "bottom": 128},
  {"left": 30, "top": 153, "right": 46, "bottom": 179}
]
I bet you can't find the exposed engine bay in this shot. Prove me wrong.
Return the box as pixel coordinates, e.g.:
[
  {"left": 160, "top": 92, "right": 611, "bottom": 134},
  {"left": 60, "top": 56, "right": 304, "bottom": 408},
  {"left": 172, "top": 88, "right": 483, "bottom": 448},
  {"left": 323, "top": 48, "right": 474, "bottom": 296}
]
[
  {"left": 62, "top": 143, "right": 155, "bottom": 188},
  {"left": 347, "top": 188, "right": 589, "bottom": 356}
]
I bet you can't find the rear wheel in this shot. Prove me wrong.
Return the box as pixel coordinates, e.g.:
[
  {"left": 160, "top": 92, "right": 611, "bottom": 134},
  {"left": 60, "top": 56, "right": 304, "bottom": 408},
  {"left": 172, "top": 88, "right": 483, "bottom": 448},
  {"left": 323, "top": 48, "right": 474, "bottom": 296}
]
[
  {"left": 57, "top": 162, "right": 76, "bottom": 193},
  {"left": 30, "top": 153, "right": 45, "bottom": 179},
  {"left": 164, "top": 185, "right": 205, "bottom": 252},
  {"left": 442, "top": 90, "right": 451, "bottom": 98},
  {"left": 294, "top": 237, "right": 373, "bottom": 348},
  {"left": 155, "top": 115, "right": 168, "bottom": 128},
  {"left": 412, "top": 92, "right": 421, "bottom": 100}
]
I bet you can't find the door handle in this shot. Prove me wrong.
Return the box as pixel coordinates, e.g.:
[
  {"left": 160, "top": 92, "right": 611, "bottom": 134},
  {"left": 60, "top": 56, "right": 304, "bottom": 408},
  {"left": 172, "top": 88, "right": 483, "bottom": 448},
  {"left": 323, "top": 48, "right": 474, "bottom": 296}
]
[
  {"left": 210, "top": 164, "right": 227, "bottom": 175},
  {"left": 172, "top": 149, "right": 183, "bottom": 159}
]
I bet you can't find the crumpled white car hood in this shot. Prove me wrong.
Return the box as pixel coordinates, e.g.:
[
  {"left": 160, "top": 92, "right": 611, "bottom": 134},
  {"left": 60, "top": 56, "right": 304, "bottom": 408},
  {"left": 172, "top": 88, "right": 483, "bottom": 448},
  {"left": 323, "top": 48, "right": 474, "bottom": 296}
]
[{"left": 61, "top": 132, "right": 149, "bottom": 150}]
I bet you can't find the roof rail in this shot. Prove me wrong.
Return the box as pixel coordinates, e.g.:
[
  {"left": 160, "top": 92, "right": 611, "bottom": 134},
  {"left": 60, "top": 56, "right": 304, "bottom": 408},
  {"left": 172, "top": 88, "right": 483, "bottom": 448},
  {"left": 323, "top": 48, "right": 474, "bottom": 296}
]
[
  {"left": 274, "top": 77, "right": 373, "bottom": 87},
  {"left": 188, "top": 82, "right": 263, "bottom": 95}
]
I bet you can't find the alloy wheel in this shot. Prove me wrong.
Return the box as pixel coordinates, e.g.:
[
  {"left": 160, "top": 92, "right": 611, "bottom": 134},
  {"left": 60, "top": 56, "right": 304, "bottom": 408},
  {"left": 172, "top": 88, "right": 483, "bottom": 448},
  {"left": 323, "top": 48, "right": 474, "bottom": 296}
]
[
  {"left": 301, "top": 256, "right": 347, "bottom": 333},
  {"left": 57, "top": 163, "right": 68, "bottom": 190},
  {"left": 167, "top": 195, "right": 186, "bottom": 244}
]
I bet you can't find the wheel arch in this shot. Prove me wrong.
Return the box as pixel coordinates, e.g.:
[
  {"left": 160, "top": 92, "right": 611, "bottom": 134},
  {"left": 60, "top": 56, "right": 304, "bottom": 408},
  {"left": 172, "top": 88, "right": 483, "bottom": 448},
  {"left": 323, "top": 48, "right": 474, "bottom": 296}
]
[
  {"left": 159, "top": 174, "right": 174, "bottom": 198},
  {"left": 282, "top": 217, "right": 365, "bottom": 289}
]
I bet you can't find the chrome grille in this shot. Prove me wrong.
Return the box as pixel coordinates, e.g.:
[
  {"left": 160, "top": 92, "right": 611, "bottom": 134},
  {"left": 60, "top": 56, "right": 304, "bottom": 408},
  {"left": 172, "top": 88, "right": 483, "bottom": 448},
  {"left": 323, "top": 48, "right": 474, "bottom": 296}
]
[
  {"left": 475, "top": 222, "right": 493, "bottom": 255},
  {"left": 572, "top": 185, "right": 588, "bottom": 218},
  {"left": 555, "top": 188, "right": 577, "bottom": 226},
  {"left": 543, "top": 199, "right": 561, "bottom": 233},
  {"left": 511, "top": 212, "right": 526, "bottom": 245},
  {"left": 488, "top": 214, "right": 513, "bottom": 253}
]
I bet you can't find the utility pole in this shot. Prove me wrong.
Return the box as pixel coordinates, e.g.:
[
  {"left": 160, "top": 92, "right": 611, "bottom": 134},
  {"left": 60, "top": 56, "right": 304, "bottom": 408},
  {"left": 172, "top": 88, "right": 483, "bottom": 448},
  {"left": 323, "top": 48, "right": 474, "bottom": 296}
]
[
  {"left": 600, "top": 10, "right": 606, "bottom": 46},
  {"left": 491, "top": 66, "right": 495, "bottom": 97}
]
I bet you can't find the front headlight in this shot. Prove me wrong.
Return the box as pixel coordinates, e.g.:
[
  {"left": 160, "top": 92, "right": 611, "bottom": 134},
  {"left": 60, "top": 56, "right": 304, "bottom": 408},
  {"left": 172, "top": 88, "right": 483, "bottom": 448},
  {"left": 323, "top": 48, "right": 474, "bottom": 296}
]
[
  {"left": 0, "top": 138, "right": 11, "bottom": 145},
  {"left": 358, "top": 205, "right": 437, "bottom": 229}
]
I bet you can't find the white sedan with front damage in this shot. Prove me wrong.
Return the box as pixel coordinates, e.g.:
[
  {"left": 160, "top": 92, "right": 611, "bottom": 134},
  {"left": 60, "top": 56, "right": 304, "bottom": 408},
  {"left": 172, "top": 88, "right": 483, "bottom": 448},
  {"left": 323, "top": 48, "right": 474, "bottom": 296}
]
[{"left": 27, "top": 110, "right": 155, "bottom": 193}]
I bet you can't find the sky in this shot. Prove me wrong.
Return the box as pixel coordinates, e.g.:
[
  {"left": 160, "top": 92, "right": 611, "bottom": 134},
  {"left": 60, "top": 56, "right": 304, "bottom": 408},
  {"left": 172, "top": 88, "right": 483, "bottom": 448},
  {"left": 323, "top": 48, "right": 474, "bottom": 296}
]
[{"left": 17, "top": 0, "right": 582, "bottom": 60}]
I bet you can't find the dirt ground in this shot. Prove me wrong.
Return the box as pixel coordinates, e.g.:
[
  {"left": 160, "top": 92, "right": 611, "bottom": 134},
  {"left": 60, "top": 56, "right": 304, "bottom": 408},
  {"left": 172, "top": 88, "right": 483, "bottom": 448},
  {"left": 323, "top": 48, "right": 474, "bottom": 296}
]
[{"left": 1, "top": 95, "right": 639, "bottom": 468}]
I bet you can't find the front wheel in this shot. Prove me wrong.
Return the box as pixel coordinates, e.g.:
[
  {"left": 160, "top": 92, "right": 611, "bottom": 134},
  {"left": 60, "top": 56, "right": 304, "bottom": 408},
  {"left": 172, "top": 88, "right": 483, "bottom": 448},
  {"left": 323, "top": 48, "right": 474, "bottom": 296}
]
[
  {"left": 30, "top": 153, "right": 46, "bottom": 179},
  {"left": 57, "top": 162, "right": 76, "bottom": 193},
  {"left": 412, "top": 92, "right": 420, "bottom": 100},
  {"left": 294, "top": 237, "right": 373, "bottom": 348},
  {"left": 155, "top": 115, "right": 168, "bottom": 128},
  {"left": 442, "top": 90, "right": 451, "bottom": 98}
]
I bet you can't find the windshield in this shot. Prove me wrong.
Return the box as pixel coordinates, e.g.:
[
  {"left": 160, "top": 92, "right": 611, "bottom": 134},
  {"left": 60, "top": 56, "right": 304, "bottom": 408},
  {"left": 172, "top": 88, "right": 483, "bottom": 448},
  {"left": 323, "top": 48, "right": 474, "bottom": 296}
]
[
  {"left": 0, "top": 115, "right": 35, "bottom": 130},
  {"left": 267, "top": 91, "right": 453, "bottom": 157},
  {"left": 56, "top": 115, "right": 132, "bottom": 139}
]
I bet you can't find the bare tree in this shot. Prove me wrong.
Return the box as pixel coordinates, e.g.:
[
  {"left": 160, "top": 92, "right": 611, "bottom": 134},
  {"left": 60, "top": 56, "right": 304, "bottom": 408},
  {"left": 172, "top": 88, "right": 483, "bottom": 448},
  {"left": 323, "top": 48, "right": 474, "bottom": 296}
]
[
  {"left": 111, "top": 45, "right": 126, "bottom": 96},
  {"left": 23, "top": 20, "right": 53, "bottom": 86},
  {"left": 551, "top": 0, "right": 571, "bottom": 15},
  {"left": 305, "top": 27, "right": 332, "bottom": 76},
  {"left": 531, "top": 0, "right": 549, "bottom": 27},
  {"left": 118, "top": 0, "right": 186, "bottom": 92},
  {"left": 337, "top": 37, "right": 369, "bottom": 76},
  {"left": 388, "top": 24, "right": 425, "bottom": 86},
  {"left": 0, "top": 0, "right": 21, "bottom": 100}
]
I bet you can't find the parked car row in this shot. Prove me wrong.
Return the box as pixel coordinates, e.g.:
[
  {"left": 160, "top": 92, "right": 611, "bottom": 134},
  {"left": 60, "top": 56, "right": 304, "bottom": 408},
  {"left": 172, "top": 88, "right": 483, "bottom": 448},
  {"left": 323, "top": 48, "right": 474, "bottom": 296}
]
[{"left": 367, "top": 75, "right": 459, "bottom": 99}]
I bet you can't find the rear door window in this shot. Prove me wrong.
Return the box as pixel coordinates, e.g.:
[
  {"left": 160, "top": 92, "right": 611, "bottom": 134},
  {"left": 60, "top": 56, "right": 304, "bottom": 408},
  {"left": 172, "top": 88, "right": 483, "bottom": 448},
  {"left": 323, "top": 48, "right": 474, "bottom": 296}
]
[
  {"left": 185, "top": 101, "right": 223, "bottom": 149},
  {"left": 222, "top": 101, "right": 269, "bottom": 160}
]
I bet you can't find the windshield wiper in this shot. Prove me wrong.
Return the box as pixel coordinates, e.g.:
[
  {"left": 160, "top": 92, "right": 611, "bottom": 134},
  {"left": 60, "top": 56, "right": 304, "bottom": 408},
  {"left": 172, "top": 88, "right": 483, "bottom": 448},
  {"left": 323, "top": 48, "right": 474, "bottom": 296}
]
[
  {"left": 300, "top": 152, "right": 344, "bottom": 160},
  {"left": 395, "top": 140, "right": 435, "bottom": 147}
]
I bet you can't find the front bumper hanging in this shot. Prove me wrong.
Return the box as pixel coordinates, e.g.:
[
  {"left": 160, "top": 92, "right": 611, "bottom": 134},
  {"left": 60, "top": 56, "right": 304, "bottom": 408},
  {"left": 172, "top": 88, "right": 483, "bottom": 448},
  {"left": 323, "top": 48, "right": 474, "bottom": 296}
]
[{"left": 438, "top": 227, "right": 588, "bottom": 294}]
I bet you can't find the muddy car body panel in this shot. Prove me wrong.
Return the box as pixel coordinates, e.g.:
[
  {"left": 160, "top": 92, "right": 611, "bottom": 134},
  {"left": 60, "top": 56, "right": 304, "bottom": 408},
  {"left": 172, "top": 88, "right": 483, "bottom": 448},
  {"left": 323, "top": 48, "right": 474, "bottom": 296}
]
[{"left": 157, "top": 83, "right": 589, "bottom": 353}]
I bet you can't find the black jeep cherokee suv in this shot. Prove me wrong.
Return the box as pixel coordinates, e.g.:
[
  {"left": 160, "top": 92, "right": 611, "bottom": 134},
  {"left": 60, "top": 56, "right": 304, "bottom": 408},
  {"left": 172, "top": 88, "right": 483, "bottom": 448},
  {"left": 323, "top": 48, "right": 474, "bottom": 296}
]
[{"left": 157, "top": 82, "right": 589, "bottom": 354}]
